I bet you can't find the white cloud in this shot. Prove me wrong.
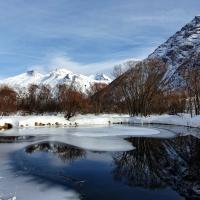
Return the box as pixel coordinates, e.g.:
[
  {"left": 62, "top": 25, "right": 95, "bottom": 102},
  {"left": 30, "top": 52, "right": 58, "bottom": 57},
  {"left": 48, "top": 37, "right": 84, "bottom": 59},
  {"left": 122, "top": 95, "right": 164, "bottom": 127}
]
[{"left": 27, "top": 54, "right": 141, "bottom": 76}]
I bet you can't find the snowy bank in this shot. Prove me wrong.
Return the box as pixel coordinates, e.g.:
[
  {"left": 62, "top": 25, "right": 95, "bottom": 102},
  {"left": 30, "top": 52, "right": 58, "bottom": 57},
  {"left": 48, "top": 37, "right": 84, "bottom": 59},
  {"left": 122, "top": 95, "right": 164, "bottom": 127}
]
[
  {"left": 0, "top": 115, "right": 70, "bottom": 128},
  {"left": 0, "top": 114, "right": 200, "bottom": 130},
  {"left": 71, "top": 114, "right": 200, "bottom": 128}
]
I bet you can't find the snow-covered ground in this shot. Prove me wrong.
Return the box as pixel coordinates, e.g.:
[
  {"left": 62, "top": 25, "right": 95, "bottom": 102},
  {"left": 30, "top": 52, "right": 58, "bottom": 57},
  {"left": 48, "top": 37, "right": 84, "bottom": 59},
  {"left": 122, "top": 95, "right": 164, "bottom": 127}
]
[
  {"left": 0, "top": 115, "right": 70, "bottom": 128},
  {"left": 72, "top": 113, "right": 200, "bottom": 128},
  {"left": 1, "top": 114, "right": 200, "bottom": 129}
]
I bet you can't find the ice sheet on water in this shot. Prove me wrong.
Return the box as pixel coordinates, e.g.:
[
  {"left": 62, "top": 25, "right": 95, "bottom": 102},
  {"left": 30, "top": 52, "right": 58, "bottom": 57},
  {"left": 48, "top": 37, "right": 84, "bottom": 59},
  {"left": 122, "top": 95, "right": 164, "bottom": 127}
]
[
  {"left": 70, "top": 126, "right": 160, "bottom": 137},
  {"left": 48, "top": 135, "right": 135, "bottom": 151},
  {"left": 2, "top": 125, "right": 161, "bottom": 151}
]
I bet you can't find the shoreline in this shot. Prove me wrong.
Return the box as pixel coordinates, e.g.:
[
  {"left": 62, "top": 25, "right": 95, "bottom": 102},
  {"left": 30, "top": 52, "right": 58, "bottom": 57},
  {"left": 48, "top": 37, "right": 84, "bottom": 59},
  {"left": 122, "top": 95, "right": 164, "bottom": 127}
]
[{"left": 0, "top": 114, "right": 200, "bottom": 130}]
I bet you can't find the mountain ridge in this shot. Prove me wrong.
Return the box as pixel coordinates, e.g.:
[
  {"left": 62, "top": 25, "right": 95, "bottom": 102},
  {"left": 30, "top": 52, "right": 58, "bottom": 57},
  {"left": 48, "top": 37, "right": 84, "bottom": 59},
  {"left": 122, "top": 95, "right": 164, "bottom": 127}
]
[
  {"left": 0, "top": 68, "right": 112, "bottom": 93},
  {"left": 149, "top": 16, "right": 200, "bottom": 86}
]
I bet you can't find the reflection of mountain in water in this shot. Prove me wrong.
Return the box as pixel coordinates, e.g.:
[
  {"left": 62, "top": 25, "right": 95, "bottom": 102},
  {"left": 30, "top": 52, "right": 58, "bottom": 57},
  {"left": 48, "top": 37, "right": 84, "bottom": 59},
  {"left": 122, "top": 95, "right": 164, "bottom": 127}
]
[
  {"left": 26, "top": 142, "right": 86, "bottom": 163},
  {"left": 113, "top": 135, "right": 200, "bottom": 199}
]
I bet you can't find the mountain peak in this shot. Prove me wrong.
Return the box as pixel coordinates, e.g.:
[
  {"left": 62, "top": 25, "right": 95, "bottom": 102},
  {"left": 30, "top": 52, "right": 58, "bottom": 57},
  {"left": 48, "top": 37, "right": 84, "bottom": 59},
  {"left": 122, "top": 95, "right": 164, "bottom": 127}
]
[
  {"left": 88, "top": 73, "right": 112, "bottom": 82},
  {"left": 51, "top": 68, "right": 72, "bottom": 75},
  {"left": 95, "top": 73, "right": 112, "bottom": 81},
  {"left": 149, "top": 16, "right": 200, "bottom": 87},
  {"left": 26, "top": 70, "right": 42, "bottom": 77},
  {"left": 1, "top": 68, "right": 111, "bottom": 94},
  {"left": 186, "top": 16, "right": 200, "bottom": 28},
  {"left": 194, "top": 16, "right": 200, "bottom": 22}
]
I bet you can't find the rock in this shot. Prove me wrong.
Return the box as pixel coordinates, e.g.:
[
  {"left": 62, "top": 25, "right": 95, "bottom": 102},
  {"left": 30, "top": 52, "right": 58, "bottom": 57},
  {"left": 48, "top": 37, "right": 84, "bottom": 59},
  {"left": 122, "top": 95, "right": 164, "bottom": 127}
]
[
  {"left": 4, "top": 123, "right": 13, "bottom": 129},
  {"left": 39, "top": 122, "right": 45, "bottom": 126},
  {"left": 55, "top": 122, "right": 60, "bottom": 126},
  {"left": 0, "top": 123, "right": 13, "bottom": 130}
]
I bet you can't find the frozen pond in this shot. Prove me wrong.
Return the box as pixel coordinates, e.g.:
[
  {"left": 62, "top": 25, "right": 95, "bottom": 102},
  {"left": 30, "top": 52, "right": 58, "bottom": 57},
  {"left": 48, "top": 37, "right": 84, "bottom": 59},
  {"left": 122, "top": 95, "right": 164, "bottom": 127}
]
[{"left": 0, "top": 124, "right": 200, "bottom": 200}]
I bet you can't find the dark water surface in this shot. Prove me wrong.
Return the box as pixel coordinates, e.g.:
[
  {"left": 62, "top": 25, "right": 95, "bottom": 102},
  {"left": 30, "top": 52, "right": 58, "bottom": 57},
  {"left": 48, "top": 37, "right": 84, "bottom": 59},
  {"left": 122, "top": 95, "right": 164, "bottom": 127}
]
[{"left": 6, "top": 124, "right": 200, "bottom": 200}]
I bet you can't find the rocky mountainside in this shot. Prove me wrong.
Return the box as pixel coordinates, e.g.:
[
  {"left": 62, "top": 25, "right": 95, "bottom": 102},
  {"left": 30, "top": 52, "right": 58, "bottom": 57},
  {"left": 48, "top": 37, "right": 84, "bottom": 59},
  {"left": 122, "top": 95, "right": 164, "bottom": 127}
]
[
  {"left": 0, "top": 68, "right": 112, "bottom": 93},
  {"left": 149, "top": 16, "right": 200, "bottom": 86}
]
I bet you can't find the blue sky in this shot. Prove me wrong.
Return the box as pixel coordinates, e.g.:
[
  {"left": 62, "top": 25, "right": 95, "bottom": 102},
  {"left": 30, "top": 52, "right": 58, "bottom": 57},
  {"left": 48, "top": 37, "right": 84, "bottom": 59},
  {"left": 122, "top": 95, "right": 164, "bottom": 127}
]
[{"left": 0, "top": 0, "right": 200, "bottom": 77}]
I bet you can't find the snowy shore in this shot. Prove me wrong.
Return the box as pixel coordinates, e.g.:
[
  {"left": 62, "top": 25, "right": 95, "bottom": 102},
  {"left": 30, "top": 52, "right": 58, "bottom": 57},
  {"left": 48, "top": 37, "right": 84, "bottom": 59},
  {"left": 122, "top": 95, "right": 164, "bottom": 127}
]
[{"left": 0, "top": 114, "right": 200, "bottom": 129}]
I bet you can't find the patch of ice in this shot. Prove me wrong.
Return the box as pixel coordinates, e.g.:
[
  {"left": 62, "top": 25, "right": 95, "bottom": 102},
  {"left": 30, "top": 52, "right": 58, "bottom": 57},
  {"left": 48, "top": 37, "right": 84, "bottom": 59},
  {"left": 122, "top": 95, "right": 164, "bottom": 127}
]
[
  {"left": 70, "top": 126, "right": 159, "bottom": 137},
  {"left": 49, "top": 135, "right": 135, "bottom": 151}
]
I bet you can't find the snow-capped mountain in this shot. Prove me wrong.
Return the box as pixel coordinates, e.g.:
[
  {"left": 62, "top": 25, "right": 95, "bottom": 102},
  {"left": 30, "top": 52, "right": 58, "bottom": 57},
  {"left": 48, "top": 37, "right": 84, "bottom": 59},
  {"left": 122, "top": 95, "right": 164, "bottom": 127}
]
[
  {"left": 89, "top": 73, "right": 112, "bottom": 82},
  {"left": 149, "top": 16, "right": 200, "bottom": 86},
  {"left": 0, "top": 68, "right": 112, "bottom": 93}
]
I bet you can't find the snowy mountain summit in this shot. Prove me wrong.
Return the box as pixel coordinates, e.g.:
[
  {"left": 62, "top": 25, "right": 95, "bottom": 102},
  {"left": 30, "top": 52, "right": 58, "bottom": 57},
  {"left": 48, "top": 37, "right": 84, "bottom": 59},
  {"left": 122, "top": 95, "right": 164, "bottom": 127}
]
[
  {"left": 89, "top": 73, "right": 112, "bottom": 82},
  {"left": 149, "top": 16, "right": 200, "bottom": 86},
  {"left": 0, "top": 68, "right": 112, "bottom": 93}
]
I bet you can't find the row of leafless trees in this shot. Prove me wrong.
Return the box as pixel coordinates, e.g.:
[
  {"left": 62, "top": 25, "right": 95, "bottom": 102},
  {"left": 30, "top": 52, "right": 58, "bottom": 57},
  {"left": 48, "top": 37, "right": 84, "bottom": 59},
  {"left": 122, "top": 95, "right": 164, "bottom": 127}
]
[
  {"left": 0, "top": 80, "right": 112, "bottom": 118},
  {"left": 0, "top": 57, "right": 199, "bottom": 117},
  {"left": 0, "top": 83, "right": 96, "bottom": 118}
]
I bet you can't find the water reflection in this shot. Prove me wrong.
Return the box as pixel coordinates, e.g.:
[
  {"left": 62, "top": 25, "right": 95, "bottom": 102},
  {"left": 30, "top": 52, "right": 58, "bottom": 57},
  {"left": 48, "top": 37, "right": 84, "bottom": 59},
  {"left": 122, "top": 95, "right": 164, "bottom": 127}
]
[
  {"left": 26, "top": 142, "right": 86, "bottom": 163},
  {"left": 113, "top": 135, "right": 200, "bottom": 199},
  {"left": 9, "top": 129, "right": 200, "bottom": 200}
]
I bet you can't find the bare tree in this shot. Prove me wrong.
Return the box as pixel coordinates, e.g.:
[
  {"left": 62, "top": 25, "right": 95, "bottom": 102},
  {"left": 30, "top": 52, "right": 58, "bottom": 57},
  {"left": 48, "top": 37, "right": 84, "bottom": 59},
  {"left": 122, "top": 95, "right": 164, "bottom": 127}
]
[
  {"left": 181, "top": 53, "right": 200, "bottom": 116},
  {"left": 0, "top": 85, "right": 17, "bottom": 115},
  {"left": 118, "top": 59, "right": 167, "bottom": 116},
  {"left": 57, "top": 83, "right": 89, "bottom": 119},
  {"left": 37, "top": 85, "right": 54, "bottom": 113}
]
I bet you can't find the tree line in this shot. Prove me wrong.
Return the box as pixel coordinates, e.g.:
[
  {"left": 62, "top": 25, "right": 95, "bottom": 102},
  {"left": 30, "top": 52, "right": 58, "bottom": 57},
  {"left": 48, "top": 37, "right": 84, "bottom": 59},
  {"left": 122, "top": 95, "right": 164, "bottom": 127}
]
[
  {"left": 0, "top": 57, "right": 199, "bottom": 118},
  {"left": 0, "top": 81, "right": 107, "bottom": 118}
]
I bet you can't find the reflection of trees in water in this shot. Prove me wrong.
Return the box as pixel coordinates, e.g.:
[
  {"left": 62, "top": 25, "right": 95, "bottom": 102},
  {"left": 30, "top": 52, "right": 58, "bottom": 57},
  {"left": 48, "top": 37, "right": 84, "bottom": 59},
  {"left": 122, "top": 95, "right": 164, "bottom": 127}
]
[
  {"left": 26, "top": 142, "right": 86, "bottom": 163},
  {"left": 113, "top": 138, "right": 166, "bottom": 189},
  {"left": 113, "top": 136, "right": 200, "bottom": 199}
]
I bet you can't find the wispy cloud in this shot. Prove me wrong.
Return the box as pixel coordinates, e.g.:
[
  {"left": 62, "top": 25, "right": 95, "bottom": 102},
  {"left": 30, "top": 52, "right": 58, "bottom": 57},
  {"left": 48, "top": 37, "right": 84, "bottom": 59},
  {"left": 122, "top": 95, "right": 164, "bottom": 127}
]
[
  {"left": 0, "top": 0, "right": 199, "bottom": 78},
  {"left": 28, "top": 54, "right": 140, "bottom": 76}
]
